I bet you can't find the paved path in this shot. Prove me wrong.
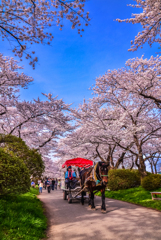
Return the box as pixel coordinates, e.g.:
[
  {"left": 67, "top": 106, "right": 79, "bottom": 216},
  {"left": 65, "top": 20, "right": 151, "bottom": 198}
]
[{"left": 39, "top": 189, "right": 161, "bottom": 240}]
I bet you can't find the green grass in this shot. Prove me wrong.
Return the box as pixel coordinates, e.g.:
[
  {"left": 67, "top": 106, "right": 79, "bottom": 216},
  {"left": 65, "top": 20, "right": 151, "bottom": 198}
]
[
  {"left": 97, "top": 186, "right": 161, "bottom": 211},
  {"left": 0, "top": 188, "right": 47, "bottom": 240}
]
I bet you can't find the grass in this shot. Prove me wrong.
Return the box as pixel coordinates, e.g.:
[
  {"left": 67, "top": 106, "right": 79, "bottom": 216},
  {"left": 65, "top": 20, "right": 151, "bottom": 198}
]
[
  {"left": 0, "top": 188, "right": 47, "bottom": 240},
  {"left": 96, "top": 186, "right": 161, "bottom": 211}
]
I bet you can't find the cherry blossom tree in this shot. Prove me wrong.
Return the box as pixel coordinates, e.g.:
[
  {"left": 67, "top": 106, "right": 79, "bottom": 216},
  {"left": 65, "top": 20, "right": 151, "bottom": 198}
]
[
  {"left": 55, "top": 128, "right": 101, "bottom": 161},
  {"left": 0, "top": 54, "right": 73, "bottom": 176},
  {"left": 0, "top": 0, "right": 90, "bottom": 67},
  {"left": 92, "top": 56, "right": 161, "bottom": 177},
  {"left": 53, "top": 56, "right": 161, "bottom": 177},
  {"left": 0, "top": 53, "right": 34, "bottom": 127},
  {"left": 147, "top": 153, "right": 161, "bottom": 174},
  {"left": 0, "top": 93, "right": 72, "bottom": 158},
  {"left": 42, "top": 156, "right": 61, "bottom": 178},
  {"left": 142, "top": 138, "right": 161, "bottom": 174},
  {"left": 69, "top": 102, "right": 128, "bottom": 168},
  {"left": 0, "top": 53, "right": 33, "bottom": 98},
  {"left": 101, "top": 55, "right": 161, "bottom": 109},
  {"left": 52, "top": 101, "right": 132, "bottom": 170},
  {"left": 116, "top": 0, "right": 161, "bottom": 51}
]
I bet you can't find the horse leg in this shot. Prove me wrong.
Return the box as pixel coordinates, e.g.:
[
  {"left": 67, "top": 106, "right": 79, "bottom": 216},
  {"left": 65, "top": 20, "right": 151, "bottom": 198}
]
[
  {"left": 91, "top": 191, "right": 95, "bottom": 209},
  {"left": 88, "top": 192, "right": 91, "bottom": 207},
  {"left": 101, "top": 189, "right": 106, "bottom": 212},
  {"left": 81, "top": 190, "right": 85, "bottom": 205}
]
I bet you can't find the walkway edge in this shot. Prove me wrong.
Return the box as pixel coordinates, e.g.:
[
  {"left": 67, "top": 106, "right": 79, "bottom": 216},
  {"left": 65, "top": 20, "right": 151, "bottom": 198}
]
[
  {"left": 38, "top": 195, "right": 50, "bottom": 240},
  {"left": 97, "top": 195, "right": 161, "bottom": 213}
]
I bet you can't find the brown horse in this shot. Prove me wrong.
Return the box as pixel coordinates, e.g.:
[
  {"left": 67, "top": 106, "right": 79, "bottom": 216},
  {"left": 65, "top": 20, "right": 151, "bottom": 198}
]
[{"left": 80, "top": 162, "right": 109, "bottom": 213}]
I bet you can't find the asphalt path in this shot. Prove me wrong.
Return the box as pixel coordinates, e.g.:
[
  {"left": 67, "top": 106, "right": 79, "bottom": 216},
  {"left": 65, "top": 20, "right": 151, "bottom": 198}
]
[{"left": 38, "top": 189, "right": 161, "bottom": 240}]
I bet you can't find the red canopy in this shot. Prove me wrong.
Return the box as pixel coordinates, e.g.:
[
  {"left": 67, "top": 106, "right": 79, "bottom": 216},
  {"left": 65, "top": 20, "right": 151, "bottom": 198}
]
[{"left": 62, "top": 158, "right": 93, "bottom": 168}]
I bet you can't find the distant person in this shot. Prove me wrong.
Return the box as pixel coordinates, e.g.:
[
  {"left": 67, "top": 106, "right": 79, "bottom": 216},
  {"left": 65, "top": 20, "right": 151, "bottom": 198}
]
[
  {"left": 55, "top": 178, "right": 58, "bottom": 190},
  {"left": 58, "top": 179, "right": 61, "bottom": 189},
  {"left": 39, "top": 180, "right": 43, "bottom": 193},
  {"left": 43, "top": 179, "right": 45, "bottom": 188},
  {"left": 50, "top": 178, "right": 52, "bottom": 189},
  {"left": 38, "top": 179, "right": 41, "bottom": 186},
  {"left": 52, "top": 178, "right": 55, "bottom": 190},
  {"left": 46, "top": 179, "right": 51, "bottom": 193},
  {"left": 45, "top": 179, "right": 47, "bottom": 189}
]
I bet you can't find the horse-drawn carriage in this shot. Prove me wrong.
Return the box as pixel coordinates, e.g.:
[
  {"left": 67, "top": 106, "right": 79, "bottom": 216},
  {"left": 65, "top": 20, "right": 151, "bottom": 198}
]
[
  {"left": 61, "top": 158, "right": 109, "bottom": 212},
  {"left": 61, "top": 158, "right": 93, "bottom": 203}
]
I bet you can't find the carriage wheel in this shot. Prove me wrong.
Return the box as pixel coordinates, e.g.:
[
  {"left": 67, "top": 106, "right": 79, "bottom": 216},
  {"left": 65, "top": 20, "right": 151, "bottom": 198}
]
[
  {"left": 68, "top": 193, "right": 72, "bottom": 204},
  {"left": 63, "top": 190, "right": 67, "bottom": 200}
]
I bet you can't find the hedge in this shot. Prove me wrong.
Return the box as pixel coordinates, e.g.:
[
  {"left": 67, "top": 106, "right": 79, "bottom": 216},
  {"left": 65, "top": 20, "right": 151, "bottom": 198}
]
[
  {"left": 2, "top": 134, "right": 45, "bottom": 178},
  {"left": 108, "top": 169, "right": 141, "bottom": 191},
  {"left": 141, "top": 174, "right": 161, "bottom": 191},
  {"left": 0, "top": 148, "right": 30, "bottom": 195}
]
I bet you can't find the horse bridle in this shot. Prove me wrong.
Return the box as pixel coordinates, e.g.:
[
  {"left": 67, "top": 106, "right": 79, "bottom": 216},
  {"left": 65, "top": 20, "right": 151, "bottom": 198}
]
[
  {"left": 96, "top": 169, "right": 108, "bottom": 181},
  {"left": 83, "top": 165, "right": 108, "bottom": 186},
  {"left": 96, "top": 165, "right": 108, "bottom": 182}
]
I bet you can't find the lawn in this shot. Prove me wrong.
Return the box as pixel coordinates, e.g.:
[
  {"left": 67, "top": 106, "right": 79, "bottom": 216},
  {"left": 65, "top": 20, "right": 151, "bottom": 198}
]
[
  {"left": 0, "top": 188, "right": 47, "bottom": 240},
  {"left": 97, "top": 186, "right": 161, "bottom": 211}
]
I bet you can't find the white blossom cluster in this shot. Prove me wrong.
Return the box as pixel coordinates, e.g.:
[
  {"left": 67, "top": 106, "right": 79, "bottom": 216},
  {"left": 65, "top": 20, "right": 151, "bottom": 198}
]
[{"left": 116, "top": 0, "right": 161, "bottom": 51}]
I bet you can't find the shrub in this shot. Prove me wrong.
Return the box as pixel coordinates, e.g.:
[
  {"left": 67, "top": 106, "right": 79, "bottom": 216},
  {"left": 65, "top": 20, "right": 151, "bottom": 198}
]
[
  {"left": 0, "top": 134, "right": 45, "bottom": 178},
  {"left": 0, "top": 148, "right": 30, "bottom": 195},
  {"left": 108, "top": 169, "right": 141, "bottom": 191},
  {"left": 141, "top": 174, "right": 161, "bottom": 191}
]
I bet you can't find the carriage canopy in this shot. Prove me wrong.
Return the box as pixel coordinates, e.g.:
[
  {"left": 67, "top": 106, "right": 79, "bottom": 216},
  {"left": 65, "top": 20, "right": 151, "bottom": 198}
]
[{"left": 62, "top": 158, "right": 93, "bottom": 168}]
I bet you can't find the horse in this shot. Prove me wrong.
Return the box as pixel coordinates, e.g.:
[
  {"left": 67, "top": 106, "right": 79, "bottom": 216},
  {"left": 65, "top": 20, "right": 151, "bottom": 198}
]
[{"left": 80, "top": 161, "right": 109, "bottom": 213}]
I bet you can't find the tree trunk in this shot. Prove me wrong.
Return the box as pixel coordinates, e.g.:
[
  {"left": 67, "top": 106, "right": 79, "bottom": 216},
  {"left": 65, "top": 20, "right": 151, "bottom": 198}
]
[
  {"left": 150, "top": 162, "right": 154, "bottom": 174},
  {"left": 130, "top": 161, "right": 134, "bottom": 170},
  {"left": 134, "top": 135, "right": 147, "bottom": 178},
  {"left": 138, "top": 153, "right": 147, "bottom": 179},
  {"left": 114, "top": 152, "right": 126, "bottom": 169},
  {"left": 154, "top": 163, "right": 157, "bottom": 174}
]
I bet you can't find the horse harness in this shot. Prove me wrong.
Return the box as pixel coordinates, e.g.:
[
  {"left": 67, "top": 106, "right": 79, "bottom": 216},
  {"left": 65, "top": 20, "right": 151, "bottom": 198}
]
[{"left": 83, "top": 163, "right": 108, "bottom": 187}]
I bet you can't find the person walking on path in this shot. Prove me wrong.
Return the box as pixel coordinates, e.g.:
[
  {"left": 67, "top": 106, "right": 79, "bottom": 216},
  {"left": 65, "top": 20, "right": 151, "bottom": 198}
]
[
  {"left": 38, "top": 179, "right": 41, "bottom": 187},
  {"left": 39, "top": 180, "right": 43, "bottom": 193},
  {"left": 45, "top": 179, "right": 47, "bottom": 190},
  {"left": 58, "top": 179, "right": 61, "bottom": 189},
  {"left": 55, "top": 178, "right": 58, "bottom": 190},
  {"left": 50, "top": 178, "right": 52, "bottom": 189},
  {"left": 43, "top": 179, "right": 45, "bottom": 189},
  {"left": 47, "top": 179, "right": 51, "bottom": 193},
  {"left": 52, "top": 178, "right": 55, "bottom": 190}
]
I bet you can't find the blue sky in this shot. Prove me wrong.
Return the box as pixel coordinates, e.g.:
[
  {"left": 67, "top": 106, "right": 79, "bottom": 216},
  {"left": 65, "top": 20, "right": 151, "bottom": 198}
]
[{"left": 0, "top": 0, "right": 159, "bottom": 107}]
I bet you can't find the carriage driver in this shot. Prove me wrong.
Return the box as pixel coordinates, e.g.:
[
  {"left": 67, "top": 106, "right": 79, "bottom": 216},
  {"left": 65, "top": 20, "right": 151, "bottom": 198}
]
[{"left": 65, "top": 166, "right": 77, "bottom": 189}]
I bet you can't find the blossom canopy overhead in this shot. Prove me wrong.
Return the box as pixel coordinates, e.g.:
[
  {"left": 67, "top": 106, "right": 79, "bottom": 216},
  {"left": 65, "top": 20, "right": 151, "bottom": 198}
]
[{"left": 62, "top": 158, "right": 93, "bottom": 168}]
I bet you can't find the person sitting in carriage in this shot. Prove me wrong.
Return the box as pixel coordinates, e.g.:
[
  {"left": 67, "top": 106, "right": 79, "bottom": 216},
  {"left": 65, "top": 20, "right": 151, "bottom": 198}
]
[{"left": 65, "top": 166, "right": 77, "bottom": 189}]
